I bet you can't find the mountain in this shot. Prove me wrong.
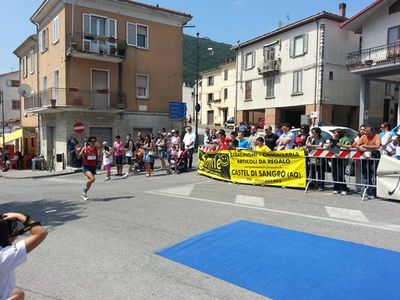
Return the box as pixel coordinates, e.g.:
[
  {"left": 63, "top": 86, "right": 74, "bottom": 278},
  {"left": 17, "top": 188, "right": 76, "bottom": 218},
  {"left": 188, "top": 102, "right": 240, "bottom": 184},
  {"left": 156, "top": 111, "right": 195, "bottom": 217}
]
[{"left": 183, "top": 34, "right": 236, "bottom": 87}]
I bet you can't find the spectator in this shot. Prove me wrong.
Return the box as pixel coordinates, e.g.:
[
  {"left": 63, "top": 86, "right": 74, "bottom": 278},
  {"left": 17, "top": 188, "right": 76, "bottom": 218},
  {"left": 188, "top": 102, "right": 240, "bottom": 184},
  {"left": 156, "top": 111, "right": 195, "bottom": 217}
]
[
  {"left": 203, "top": 127, "right": 212, "bottom": 145},
  {"left": 113, "top": 135, "right": 124, "bottom": 176},
  {"left": 248, "top": 125, "right": 259, "bottom": 150},
  {"left": 155, "top": 132, "right": 167, "bottom": 170},
  {"left": 275, "top": 123, "right": 294, "bottom": 150},
  {"left": 329, "top": 129, "right": 351, "bottom": 195},
  {"left": 255, "top": 137, "right": 270, "bottom": 152},
  {"left": 355, "top": 125, "right": 381, "bottom": 199},
  {"left": 124, "top": 133, "right": 135, "bottom": 177},
  {"left": 263, "top": 125, "right": 278, "bottom": 151},
  {"left": 183, "top": 126, "right": 196, "bottom": 169},
  {"left": 306, "top": 127, "right": 326, "bottom": 191},
  {"left": 229, "top": 131, "right": 239, "bottom": 149},
  {"left": 0, "top": 212, "right": 47, "bottom": 300},
  {"left": 380, "top": 122, "right": 392, "bottom": 156},
  {"left": 217, "top": 129, "right": 231, "bottom": 150},
  {"left": 298, "top": 124, "right": 310, "bottom": 147},
  {"left": 275, "top": 125, "right": 283, "bottom": 137},
  {"left": 237, "top": 132, "right": 251, "bottom": 149}
]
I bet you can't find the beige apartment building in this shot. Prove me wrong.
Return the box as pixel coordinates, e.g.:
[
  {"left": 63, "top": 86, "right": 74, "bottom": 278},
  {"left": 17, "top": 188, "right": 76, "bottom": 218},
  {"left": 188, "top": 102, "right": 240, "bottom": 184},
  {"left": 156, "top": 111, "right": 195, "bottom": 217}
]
[
  {"left": 199, "top": 60, "right": 236, "bottom": 126},
  {"left": 14, "top": 0, "right": 191, "bottom": 169}
]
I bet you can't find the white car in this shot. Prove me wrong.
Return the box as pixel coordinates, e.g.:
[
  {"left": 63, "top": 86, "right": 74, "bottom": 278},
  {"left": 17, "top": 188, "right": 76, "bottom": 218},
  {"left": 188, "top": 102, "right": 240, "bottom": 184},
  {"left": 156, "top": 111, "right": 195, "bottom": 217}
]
[{"left": 291, "top": 126, "right": 358, "bottom": 142}]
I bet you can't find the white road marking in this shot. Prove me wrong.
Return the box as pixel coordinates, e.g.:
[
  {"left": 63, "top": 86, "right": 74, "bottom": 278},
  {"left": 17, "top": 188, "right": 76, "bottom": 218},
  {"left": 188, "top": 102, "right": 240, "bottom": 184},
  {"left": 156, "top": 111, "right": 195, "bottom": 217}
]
[
  {"left": 235, "top": 195, "right": 265, "bottom": 207},
  {"left": 325, "top": 206, "right": 370, "bottom": 223},
  {"left": 45, "top": 210, "right": 57, "bottom": 213},
  {"left": 148, "top": 189, "right": 400, "bottom": 233},
  {"left": 159, "top": 185, "right": 194, "bottom": 196}
]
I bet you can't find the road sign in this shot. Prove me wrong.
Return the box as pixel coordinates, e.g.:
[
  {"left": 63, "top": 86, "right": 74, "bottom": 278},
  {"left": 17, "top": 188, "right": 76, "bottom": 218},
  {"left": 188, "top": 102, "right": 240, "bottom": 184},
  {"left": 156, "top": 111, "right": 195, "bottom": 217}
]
[
  {"left": 73, "top": 121, "right": 85, "bottom": 134},
  {"left": 169, "top": 101, "right": 186, "bottom": 119}
]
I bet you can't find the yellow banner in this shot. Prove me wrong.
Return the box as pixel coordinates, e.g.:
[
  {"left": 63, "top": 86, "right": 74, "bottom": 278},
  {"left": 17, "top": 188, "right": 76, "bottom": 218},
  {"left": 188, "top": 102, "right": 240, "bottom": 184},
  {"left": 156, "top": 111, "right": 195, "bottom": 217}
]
[{"left": 198, "top": 149, "right": 306, "bottom": 188}]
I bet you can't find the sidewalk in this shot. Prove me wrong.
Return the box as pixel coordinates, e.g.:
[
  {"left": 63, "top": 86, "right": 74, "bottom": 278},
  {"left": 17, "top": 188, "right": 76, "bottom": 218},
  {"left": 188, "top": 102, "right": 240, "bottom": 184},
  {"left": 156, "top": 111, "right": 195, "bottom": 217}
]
[{"left": 0, "top": 168, "right": 79, "bottom": 179}]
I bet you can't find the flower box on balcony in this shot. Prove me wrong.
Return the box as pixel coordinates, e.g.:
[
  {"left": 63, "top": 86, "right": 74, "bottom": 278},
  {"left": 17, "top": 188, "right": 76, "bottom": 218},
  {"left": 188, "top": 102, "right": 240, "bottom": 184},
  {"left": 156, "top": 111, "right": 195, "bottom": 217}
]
[{"left": 96, "top": 89, "right": 109, "bottom": 94}]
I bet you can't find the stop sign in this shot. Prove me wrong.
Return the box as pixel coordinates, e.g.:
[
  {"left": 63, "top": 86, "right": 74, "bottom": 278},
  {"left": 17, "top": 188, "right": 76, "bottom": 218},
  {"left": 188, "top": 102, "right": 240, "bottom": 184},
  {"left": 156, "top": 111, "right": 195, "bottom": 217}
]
[{"left": 73, "top": 121, "right": 85, "bottom": 134}]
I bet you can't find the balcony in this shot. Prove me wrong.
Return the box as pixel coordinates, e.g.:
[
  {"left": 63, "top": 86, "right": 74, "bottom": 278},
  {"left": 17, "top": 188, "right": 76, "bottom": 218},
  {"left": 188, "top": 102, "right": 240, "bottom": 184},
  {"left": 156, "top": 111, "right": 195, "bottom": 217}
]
[
  {"left": 24, "top": 88, "right": 127, "bottom": 112},
  {"left": 258, "top": 59, "right": 281, "bottom": 75},
  {"left": 346, "top": 41, "right": 400, "bottom": 72},
  {"left": 66, "top": 32, "right": 126, "bottom": 63}
]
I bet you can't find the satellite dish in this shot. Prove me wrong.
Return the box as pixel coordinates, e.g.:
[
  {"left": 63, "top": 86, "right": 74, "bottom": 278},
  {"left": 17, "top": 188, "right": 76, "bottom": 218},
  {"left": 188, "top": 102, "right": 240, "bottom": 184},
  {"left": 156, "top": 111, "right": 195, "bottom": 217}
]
[{"left": 18, "top": 84, "right": 32, "bottom": 97}]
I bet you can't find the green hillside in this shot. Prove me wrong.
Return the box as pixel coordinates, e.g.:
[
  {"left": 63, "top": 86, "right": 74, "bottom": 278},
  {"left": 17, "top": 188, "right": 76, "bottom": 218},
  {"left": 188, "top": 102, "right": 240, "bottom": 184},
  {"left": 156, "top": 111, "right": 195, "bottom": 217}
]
[{"left": 183, "top": 34, "right": 236, "bottom": 87}]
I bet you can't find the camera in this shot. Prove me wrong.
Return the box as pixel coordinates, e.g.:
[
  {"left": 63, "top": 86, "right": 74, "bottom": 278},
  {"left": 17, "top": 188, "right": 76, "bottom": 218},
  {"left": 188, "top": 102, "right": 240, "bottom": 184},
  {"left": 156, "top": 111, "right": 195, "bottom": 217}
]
[{"left": 6, "top": 219, "right": 23, "bottom": 238}]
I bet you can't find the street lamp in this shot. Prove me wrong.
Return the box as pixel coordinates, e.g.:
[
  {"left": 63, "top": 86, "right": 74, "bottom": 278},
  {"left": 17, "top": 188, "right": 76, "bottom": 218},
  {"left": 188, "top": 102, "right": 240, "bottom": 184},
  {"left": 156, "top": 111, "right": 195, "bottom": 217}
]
[
  {"left": 0, "top": 89, "right": 6, "bottom": 171},
  {"left": 195, "top": 32, "right": 213, "bottom": 147}
]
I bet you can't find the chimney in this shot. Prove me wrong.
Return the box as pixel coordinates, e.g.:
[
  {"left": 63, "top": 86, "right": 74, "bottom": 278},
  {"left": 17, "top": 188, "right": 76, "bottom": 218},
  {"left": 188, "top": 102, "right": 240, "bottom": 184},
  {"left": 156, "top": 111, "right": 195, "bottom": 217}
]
[{"left": 339, "top": 2, "right": 346, "bottom": 17}]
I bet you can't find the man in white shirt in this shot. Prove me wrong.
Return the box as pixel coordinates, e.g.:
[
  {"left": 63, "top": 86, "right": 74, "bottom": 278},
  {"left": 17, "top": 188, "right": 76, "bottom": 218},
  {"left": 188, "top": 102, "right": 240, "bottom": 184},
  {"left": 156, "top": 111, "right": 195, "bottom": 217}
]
[
  {"left": 0, "top": 212, "right": 47, "bottom": 300},
  {"left": 276, "top": 123, "right": 295, "bottom": 150},
  {"left": 183, "top": 126, "right": 196, "bottom": 169}
]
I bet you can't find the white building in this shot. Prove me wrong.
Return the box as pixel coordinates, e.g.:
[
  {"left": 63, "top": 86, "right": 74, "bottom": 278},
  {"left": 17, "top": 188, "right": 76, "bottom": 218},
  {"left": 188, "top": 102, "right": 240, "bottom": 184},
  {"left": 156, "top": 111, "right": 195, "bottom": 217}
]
[
  {"left": 233, "top": 5, "right": 365, "bottom": 129},
  {"left": 199, "top": 60, "right": 236, "bottom": 126},
  {"left": 182, "top": 82, "right": 194, "bottom": 124},
  {"left": 341, "top": 0, "right": 400, "bottom": 127},
  {"left": 0, "top": 71, "right": 20, "bottom": 132}
]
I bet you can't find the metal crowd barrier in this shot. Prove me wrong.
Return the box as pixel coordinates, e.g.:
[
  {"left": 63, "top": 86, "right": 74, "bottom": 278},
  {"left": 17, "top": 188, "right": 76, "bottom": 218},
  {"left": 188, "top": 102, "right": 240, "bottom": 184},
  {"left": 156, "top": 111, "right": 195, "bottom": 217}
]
[{"left": 305, "top": 148, "right": 381, "bottom": 201}]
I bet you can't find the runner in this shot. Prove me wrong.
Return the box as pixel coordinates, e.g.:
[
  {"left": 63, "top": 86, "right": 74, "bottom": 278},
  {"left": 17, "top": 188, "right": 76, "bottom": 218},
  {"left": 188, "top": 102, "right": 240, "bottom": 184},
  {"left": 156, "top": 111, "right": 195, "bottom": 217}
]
[{"left": 76, "top": 136, "right": 101, "bottom": 201}]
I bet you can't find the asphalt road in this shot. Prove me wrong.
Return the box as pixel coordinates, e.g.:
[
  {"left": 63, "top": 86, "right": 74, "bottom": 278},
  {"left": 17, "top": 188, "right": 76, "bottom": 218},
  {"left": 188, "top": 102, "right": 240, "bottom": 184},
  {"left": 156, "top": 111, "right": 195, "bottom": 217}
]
[{"left": 1, "top": 163, "right": 400, "bottom": 299}]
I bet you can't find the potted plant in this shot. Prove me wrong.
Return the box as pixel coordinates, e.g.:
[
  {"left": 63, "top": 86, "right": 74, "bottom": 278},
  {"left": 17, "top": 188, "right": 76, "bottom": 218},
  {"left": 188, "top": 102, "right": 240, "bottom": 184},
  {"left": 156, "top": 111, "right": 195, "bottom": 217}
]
[
  {"left": 84, "top": 33, "right": 94, "bottom": 40},
  {"left": 70, "top": 41, "right": 78, "bottom": 50},
  {"left": 110, "top": 46, "right": 117, "bottom": 55},
  {"left": 107, "top": 36, "right": 116, "bottom": 43},
  {"left": 117, "top": 40, "right": 127, "bottom": 56},
  {"left": 97, "top": 35, "right": 106, "bottom": 43}
]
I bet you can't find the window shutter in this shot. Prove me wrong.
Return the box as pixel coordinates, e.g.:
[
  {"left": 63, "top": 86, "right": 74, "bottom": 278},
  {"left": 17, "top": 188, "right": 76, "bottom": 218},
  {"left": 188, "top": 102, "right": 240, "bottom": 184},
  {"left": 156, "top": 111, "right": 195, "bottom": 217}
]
[
  {"left": 127, "top": 23, "right": 136, "bottom": 46},
  {"left": 303, "top": 34, "right": 308, "bottom": 54},
  {"left": 38, "top": 32, "right": 43, "bottom": 52},
  {"left": 108, "top": 19, "right": 116, "bottom": 38},
  {"left": 252, "top": 51, "right": 256, "bottom": 68},
  {"left": 83, "top": 14, "right": 90, "bottom": 34},
  {"left": 289, "top": 38, "right": 294, "bottom": 57},
  {"left": 45, "top": 28, "right": 49, "bottom": 49}
]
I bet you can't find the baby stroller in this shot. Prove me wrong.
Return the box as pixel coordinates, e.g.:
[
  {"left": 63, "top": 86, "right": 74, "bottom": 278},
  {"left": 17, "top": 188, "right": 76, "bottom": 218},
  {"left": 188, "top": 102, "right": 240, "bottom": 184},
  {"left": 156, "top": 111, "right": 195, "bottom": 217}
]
[
  {"left": 133, "top": 148, "right": 145, "bottom": 173},
  {"left": 168, "top": 147, "right": 188, "bottom": 174}
]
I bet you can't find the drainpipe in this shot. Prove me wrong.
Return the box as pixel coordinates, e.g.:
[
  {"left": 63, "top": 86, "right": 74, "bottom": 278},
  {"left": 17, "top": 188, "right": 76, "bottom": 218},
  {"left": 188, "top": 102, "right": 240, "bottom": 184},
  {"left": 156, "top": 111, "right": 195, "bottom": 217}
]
[
  {"left": 318, "top": 23, "right": 326, "bottom": 126},
  {"left": 234, "top": 41, "right": 240, "bottom": 125},
  {"left": 31, "top": 18, "right": 41, "bottom": 156},
  {"left": 313, "top": 18, "right": 319, "bottom": 126}
]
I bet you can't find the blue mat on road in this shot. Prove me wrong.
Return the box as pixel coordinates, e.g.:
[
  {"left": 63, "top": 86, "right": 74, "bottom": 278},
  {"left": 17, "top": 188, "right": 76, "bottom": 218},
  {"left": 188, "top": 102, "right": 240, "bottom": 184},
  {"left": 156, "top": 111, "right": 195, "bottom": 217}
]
[{"left": 156, "top": 220, "right": 400, "bottom": 300}]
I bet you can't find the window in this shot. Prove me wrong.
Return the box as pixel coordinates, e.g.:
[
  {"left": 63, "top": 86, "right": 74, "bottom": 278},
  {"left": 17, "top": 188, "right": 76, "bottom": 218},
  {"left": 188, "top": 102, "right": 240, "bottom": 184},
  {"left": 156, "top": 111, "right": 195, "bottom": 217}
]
[
  {"left": 39, "top": 28, "right": 49, "bottom": 52},
  {"left": 6, "top": 80, "right": 19, "bottom": 87},
  {"left": 292, "top": 71, "right": 303, "bottom": 94},
  {"left": 53, "top": 16, "right": 59, "bottom": 43},
  {"left": 385, "top": 83, "right": 392, "bottom": 95},
  {"left": 127, "top": 22, "right": 148, "bottom": 48},
  {"left": 389, "top": 1, "right": 400, "bottom": 14},
  {"left": 12, "top": 100, "right": 20, "bottom": 110},
  {"left": 207, "top": 93, "right": 214, "bottom": 103},
  {"left": 136, "top": 74, "right": 149, "bottom": 98},
  {"left": 22, "top": 57, "right": 27, "bottom": 78},
  {"left": 245, "top": 81, "right": 252, "bottom": 100},
  {"left": 245, "top": 52, "right": 254, "bottom": 70},
  {"left": 263, "top": 45, "right": 275, "bottom": 61},
  {"left": 388, "top": 26, "right": 400, "bottom": 44},
  {"left": 224, "top": 70, "right": 228, "bottom": 80},
  {"left": 266, "top": 75, "right": 274, "bottom": 97},
  {"left": 207, "top": 76, "right": 214, "bottom": 86},
  {"left": 329, "top": 71, "right": 333, "bottom": 80},
  {"left": 137, "top": 24, "right": 148, "bottom": 48},
  {"left": 29, "top": 50, "right": 35, "bottom": 74},
  {"left": 290, "top": 34, "right": 308, "bottom": 57},
  {"left": 224, "top": 88, "right": 228, "bottom": 99}
]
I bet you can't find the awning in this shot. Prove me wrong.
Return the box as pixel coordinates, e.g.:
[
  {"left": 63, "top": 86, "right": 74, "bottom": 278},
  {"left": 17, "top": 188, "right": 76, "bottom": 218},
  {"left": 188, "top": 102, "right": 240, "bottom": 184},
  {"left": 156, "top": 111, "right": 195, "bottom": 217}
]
[{"left": 0, "top": 129, "right": 23, "bottom": 146}]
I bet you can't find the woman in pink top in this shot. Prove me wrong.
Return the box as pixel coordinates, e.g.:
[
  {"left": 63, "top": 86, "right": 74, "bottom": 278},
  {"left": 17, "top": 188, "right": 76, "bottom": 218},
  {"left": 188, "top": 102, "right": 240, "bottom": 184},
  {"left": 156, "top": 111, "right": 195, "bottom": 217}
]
[{"left": 113, "top": 135, "right": 124, "bottom": 176}]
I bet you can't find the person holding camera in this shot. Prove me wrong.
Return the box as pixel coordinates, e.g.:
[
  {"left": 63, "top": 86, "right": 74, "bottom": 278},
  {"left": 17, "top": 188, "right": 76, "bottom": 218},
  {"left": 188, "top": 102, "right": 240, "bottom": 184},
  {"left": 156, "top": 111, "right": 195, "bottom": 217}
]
[{"left": 0, "top": 213, "right": 47, "bottom": 300}]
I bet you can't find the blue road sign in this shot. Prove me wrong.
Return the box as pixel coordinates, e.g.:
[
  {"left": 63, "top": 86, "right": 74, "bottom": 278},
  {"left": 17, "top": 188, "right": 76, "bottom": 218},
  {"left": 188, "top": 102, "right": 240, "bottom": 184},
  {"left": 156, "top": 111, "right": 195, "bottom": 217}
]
[{"left": 169, "top": 101, "right": 186, "bottom": 119}]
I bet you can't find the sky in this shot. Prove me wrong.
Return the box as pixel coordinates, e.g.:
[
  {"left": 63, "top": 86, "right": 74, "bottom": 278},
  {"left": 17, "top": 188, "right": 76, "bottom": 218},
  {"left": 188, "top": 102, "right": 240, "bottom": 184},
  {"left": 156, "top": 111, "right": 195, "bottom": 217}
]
[{"left": 0, "top": 0, "right": 374, "bottom": 75}]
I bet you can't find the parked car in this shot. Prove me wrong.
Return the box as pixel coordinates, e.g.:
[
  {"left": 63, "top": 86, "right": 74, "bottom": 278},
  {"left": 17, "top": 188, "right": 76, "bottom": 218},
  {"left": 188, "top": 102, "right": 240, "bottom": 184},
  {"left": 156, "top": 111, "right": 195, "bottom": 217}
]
[
  {"left": 224, "top": 117, "right": 235, "bottom": 129},
  {"left": 255, "top": 118, "right": 265, "bottom": 129},
  {"left": 291, "top": 126, "right": 358, "bottom": 175},
  {"left": 290, "top": 126, "right": 358, "bottom": 143}
]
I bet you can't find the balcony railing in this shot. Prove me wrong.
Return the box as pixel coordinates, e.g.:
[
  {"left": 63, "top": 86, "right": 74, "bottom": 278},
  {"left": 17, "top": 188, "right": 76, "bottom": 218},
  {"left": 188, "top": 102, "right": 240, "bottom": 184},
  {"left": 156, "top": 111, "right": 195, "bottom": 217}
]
[
  {"left": 66, "top": 32, "right": 126, "bottom": 60},
  {"left": 258, "top": 59, "right": 281, "bottom": 75},
  {"left": 346, "top": 41, "right": 400, "bottom": 71},
  {"left": 24, "top": 88, "right": 127, "bottom": 111}
]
